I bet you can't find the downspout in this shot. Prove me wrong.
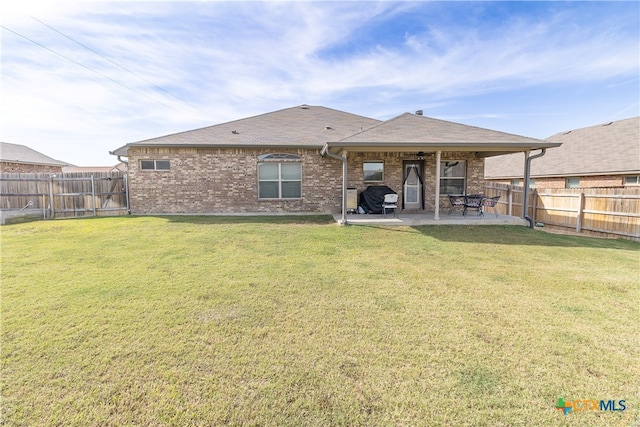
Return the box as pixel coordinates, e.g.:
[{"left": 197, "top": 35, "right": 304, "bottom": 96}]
[
  {"left": 320, "top": 143, "right": 348, "bottom": 225},
  {"left": 522, "top": 149, "right": 546, "bottom": 228},
  {"left": 110, "top": 152, "right": 131, "bottom": 214}
]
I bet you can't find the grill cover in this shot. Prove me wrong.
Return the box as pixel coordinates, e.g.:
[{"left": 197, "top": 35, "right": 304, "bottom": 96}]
[{"left": 358, "top": 185, "right": 397, "bottom": 214}]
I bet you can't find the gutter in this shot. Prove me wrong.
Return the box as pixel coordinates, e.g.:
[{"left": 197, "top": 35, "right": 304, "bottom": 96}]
[
  {"left": 522, "top": 149, "right": 546, "bottom": 228},
  {"left": 320, "top": 143, "right": 348, "bottom": 225}
]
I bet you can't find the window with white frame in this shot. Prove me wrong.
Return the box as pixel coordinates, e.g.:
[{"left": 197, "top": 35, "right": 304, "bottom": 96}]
[
  {"left": 624, "top": 176, "right": 640, "bottom": 186},
  {"left": 439, "top": 160, "right": 466, "bottom": 194},
  {"left": 566, "top": 177, "right": 580, "bottom": 188},
  {"left": 363, "top": 161, "right": 384, "bottom": 182},
  {"left": 258, "top": 154, "right": 302, "bottom": 199},
  {"left": 140, "top": 160, "right": 170, "bottom": 171}
]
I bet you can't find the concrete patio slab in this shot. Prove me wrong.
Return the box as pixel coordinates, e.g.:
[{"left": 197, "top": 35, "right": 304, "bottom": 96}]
[{"left": 333, "top": 212, "right": 529, "bottom": 226}]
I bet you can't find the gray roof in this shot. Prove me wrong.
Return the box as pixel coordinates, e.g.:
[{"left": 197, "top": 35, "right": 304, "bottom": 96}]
[
  {"left": 111, "top": 105, "right": 381, "bottom": 156},
  {"left": 0, "top": 142, "right": 68, "bottom": 166},
  {"left": 327, "top": 113, "right": 557, "bottom": 156},
  {"left": 111, "top": 105, "right": 559, "bottom": 158},
  {"left": 485, "top": 117, "right": 640, "bottom": 179}
]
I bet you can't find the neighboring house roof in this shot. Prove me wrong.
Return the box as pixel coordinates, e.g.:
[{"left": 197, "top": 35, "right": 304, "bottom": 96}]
[
  {"left": 327, "top": 113, "right": 558, "bottom": 157},
  {"left": 0, "top": 142, "right": 68, "bottom": 167},
  {"left": 111, "top": 105, "right": 381, "bottom": 156},
  {"left": 485, "top": 116, "right": 640, "bottom": 179}
]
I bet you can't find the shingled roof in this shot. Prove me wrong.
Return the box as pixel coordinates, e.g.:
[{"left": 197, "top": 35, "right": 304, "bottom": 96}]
[
  {"left": 111, "top": 105, "right": 381, "bottom": 156},
  {"left": 485, "top": 116, "right": 640, "bottom": 179},
  {"left": 326, "top": 113, "right": 557, "bottom": 156},
  {"left": 0, "top": 142, "right": 68, "bottom": 166}
]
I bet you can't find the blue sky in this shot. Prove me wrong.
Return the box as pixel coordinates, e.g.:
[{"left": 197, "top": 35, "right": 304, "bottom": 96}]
[{"left": 1, "top": 1, "right": 638, "bottom": 166}]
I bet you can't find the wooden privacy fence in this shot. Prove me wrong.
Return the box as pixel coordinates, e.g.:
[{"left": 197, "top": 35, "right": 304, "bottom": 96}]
[
  {"left": 0, "top": 172, "right": 128, "bottom": 222},
  {"left": 485, "top": 183, "right": 640, "bottom": 240}
]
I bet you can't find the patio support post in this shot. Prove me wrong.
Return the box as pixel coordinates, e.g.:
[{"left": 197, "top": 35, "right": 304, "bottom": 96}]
[
  {"left": 320, "top": 144, "right": 348, "bottom": 225},
  {"left": 434, "top": 151, "right": 441, "bottom": 220}
]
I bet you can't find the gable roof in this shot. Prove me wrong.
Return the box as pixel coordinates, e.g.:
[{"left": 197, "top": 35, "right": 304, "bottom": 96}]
[
  {"left": 0, "top": 142, "right": 68, "bottom": 167},
  {"left": 326, "top": 113, "right": 558, "bottom": 157},
  {"left": 485, "top": 116, "right": 640, "bottom": 179},
  {"left": 111, "top": 105, "right": 381, "bottom": 156}
]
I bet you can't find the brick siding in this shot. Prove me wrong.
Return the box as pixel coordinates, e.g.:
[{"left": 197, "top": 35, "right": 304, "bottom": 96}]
[
  {"left": 127, "top": 148, "right": 487, "bottom": 214},
  {"left": 1, "top": 162, "right": 63, "bottom": 174},
  {"left": 489, "top": 175, "right": 628, "bottom": 189},
  {"left": 128, "top": 147, "right": 342, "bottom": 214}
]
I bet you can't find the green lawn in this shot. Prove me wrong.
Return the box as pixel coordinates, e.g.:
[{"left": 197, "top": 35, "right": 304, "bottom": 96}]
[{"left": 1, "top": 216, "right": 638, "bottom": 426}]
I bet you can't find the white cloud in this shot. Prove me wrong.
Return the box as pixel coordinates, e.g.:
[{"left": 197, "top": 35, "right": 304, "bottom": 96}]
[{"left": 1, "top": 1, "right": 638, "bottom": 165}]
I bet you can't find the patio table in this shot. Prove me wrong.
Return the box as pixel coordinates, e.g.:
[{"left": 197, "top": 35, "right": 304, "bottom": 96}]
[{"left": 463, "top": 194, "right": 485, "bottom": 216}]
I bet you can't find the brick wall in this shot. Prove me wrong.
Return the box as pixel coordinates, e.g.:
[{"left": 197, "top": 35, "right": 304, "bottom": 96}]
[
  {"left": 1, "top": 162, "right": 63, "bottom": 174},
  {"left": 489, "top": 175, "right": 627, "bottom": 189},
  {"left": 128, "top": 147, "right": 342, "bottom": 214},
  {"left": 127, "top": 148, "right": 487, "bottom": 214}
]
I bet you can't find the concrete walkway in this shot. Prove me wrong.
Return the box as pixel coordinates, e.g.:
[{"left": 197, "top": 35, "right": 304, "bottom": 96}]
[{"left": 333, "top": 211, "right": 528, "bottom": 226}]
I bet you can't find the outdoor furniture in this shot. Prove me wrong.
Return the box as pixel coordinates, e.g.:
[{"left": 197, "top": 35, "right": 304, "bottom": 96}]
[
  {"left": 381, "top": 193, "right": 399, "bottom": 218},
  {"left": 463, "top": 194, "right": 484, "bottom": 216},
  {"left": 448, "top": 195, "right": 465, "bottom": 214},
  {"left": 481, "top": 196, "right": 501, "bottom": 217}
]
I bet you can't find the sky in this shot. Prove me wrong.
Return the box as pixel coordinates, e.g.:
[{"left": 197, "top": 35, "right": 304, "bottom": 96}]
[{"left": 1, "top": 1, "right": 638, "bottom": 166}]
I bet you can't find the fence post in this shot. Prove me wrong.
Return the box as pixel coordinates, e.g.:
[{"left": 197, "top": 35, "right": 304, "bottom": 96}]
[
  {"left": 507, "top": 186, "right": 513, "bottom": 216},
  {"left": 532, "top": 189, "right": 538, "bottom": 223},
  {"left": 576, "top": 192, "right": 585, "bottom": 233},
  {"left": 91, "top": 175, "right": 97, "bottom": 216},
  {"left": 48, "top": 176, "right": 55, "bottom": 219}
]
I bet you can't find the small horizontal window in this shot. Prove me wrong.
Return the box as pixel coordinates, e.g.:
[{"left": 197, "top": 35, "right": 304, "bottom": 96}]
[
  {"left": 141, "top": 160, "right": 170, "bottom": 171},
  {"left": 624, "top": 176, "right": 640, "bottom": 185},
  {"left": 566, "top": 177, "right": 580, "bottom": 188}
]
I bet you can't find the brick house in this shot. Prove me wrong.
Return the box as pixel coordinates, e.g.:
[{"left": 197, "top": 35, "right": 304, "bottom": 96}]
[
  {"left": 110, "top": 105, "right": 558, "bottom": 219},
  {"left": 1, "top": 142, "right": 68, "bottom": 174},
  {"left": 485, "top": 117, "right": 640, "bottom": 189}
]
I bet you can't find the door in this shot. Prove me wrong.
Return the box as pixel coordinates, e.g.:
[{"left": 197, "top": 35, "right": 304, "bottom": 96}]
[{"left": 403, "top": 161, "right": 424, "bottom": 210}]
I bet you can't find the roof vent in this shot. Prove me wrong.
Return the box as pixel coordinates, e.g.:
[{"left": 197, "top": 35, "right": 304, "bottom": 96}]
[
  {"left": 603, "top": 122, "right": 613, "bottom": 126},
  {"left": 231, "top": 130, "right": 239, "bottom": 134},
  {"left": 300, "top": 104, "right": 310, "bottom": 109},
  {"left": 325, "top": 126, "right": 333, "bottom": 130},
  {"left": 415, "top": 110, "right": 423, "bottom": 116}
]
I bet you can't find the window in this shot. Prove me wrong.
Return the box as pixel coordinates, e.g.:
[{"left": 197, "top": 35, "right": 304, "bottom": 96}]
[
  {"left": 140, "top": 160, "right": 170, "bottom": 170},
  {"left": 624, "top": 176, "right": 640, "bottom": 186},
  {"left": 510, "top": 179, "right": 521, "bottom": 187},
  {"left": 364, "top": 161, "right": 384, "bottom": 182},
  {"left": 439, "top": 161, "right": 466, "bottom": 194},
  {"left": 566, "top": 177, "right": 580, "bottom": 188},
  {"left": 258, "top": 154, "right": 302, "bottom": 199}
]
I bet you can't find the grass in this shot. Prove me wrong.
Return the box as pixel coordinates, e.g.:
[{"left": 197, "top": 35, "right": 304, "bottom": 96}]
[{"left": 1, "top": 216, "right": 639, "bottom": 426}]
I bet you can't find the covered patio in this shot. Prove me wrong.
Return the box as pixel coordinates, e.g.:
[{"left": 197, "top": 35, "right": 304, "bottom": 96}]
[
  {"left": 321, "top": 112, "right": 561, "bottom": 226},
  {"left": 333, "top": 211, "right": 528, "bottom": 226}
]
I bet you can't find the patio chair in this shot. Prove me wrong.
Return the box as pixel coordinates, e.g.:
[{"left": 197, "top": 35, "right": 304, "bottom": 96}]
[
  {"left": 381, "top": 193, "right": 398, "bottom": 218},
  {"left": 463, "top": 195, "right": 484, "bottom": 216},
  {"left": 448, "top": 195, "right": 465, "bottom": 214},
  {"left": 481, "top": 196, "right": 501, "bottom": 217}
]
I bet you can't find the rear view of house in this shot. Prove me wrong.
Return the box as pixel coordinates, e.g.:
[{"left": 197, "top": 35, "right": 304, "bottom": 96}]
[{"left": 111, "top": 105, "right": 558, "bottom": 218}]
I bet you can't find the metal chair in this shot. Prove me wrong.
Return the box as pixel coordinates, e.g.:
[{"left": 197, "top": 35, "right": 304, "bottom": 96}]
[
  {"left": 481, "top": 196, "right": 501, "bottom": 217},
  {"left": 448, "top": 195, "right": 465, "bottom": 214},
  {"left": 381, "top": 193, "right": 398, "bottom": 217}
]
